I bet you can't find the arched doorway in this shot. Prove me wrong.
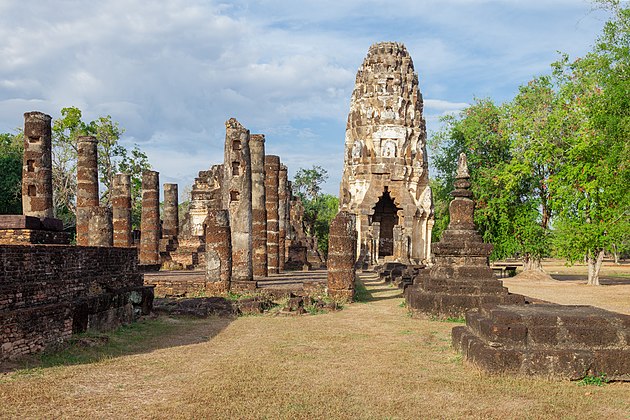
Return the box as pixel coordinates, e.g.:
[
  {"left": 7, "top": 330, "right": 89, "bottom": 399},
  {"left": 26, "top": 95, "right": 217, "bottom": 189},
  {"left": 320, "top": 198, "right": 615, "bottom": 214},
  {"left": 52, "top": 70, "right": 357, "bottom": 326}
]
[{"left": 371, "top": 187, "right": 401, "bottom": 257}]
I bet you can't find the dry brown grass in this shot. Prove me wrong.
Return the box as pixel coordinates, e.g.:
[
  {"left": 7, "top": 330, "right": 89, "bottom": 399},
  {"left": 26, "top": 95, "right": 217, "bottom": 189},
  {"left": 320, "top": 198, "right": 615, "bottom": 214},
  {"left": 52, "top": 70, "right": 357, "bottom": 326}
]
[
  {"left": 504, "top": 259, "right": 630, "bottom": 315},
  {"left": 1, "top": 271, "right": 629, "bottom": 419}
]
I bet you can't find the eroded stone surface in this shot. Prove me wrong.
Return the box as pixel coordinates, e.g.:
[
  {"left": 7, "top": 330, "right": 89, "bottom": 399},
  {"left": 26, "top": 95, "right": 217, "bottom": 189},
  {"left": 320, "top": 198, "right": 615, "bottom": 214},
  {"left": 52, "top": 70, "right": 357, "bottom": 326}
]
[
  {"left": 22, "top": 112, "right": 53, "bottom": 219},
  {"left": 453, "top": 304, "right": 630, "bottom": 381},
  {"left": 140, "top": 170, "right": 160, "bottom": 266},
  {"left": 340, "top": 42, "right": 433, "bottom": 265},
  {"left": 327, "top": 211, "right": 357, "bottom": 301}
]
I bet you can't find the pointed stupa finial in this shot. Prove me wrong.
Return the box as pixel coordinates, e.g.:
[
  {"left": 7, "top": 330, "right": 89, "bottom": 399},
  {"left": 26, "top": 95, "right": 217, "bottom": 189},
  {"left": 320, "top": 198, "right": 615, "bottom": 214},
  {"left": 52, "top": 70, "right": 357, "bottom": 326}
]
[{"left": 456, "top": 153, "right": 469, "bottom": 179}]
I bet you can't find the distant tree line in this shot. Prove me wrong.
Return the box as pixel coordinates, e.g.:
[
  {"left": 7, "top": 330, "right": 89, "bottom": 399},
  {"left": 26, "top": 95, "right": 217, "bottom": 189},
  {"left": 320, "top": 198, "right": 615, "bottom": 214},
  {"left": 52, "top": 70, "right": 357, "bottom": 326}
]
[{"left": 430, "top": 0, "right": 629, "bottom": 285}]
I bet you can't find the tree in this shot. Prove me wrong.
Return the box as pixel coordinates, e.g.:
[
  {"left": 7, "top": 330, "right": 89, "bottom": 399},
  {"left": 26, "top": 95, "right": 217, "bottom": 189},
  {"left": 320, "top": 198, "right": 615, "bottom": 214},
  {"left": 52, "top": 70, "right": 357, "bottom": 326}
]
[
  {"left": 291, "top": 165, "right": 338, "bottom": 257},
  {"left": 0, "top": 132, "right": 23, "bottom": 214},
  {"left": 51, "top": 106, "right": 151, "bottom": 228},
  {"left": 548, "top": 1, "right": 630, "bottom": 285},
  {"left": 292, "top": 165, "right": 328, "bottom": 201}
]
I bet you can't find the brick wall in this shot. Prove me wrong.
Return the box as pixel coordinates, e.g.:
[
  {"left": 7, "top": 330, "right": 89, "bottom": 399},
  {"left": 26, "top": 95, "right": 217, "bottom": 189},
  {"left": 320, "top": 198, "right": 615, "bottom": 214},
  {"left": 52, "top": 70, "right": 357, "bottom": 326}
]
[{"left": 0, "top": 245, "right": 152, "bottom": 361}]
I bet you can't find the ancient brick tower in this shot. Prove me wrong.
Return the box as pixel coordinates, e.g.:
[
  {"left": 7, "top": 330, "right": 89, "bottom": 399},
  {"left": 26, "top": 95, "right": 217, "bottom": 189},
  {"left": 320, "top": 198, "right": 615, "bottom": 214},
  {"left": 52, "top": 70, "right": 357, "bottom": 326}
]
[{"left": 340, "top": 42, "right": 434, "bottom": 264}]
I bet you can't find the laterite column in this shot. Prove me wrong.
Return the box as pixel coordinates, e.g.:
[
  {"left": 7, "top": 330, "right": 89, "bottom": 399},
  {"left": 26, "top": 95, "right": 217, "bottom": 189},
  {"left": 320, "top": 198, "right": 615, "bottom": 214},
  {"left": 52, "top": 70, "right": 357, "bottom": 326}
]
[
  {"left": 76, "top": 136, "right": 99, "bottom": 246},
  {"left": 250, "top": 134, "right": 268, "bottom": 277},
  {"left": 22, "top": 112, "right": 53, "bottom": 218},
  {"left": 265, "top": 155, "right": 280, "bottom": 274},
  {"left": 112, "top": 173, "right": 132, "bottom": 247},
  {"left": 140, "top": 170, "right": 160, "bottom": 266}
]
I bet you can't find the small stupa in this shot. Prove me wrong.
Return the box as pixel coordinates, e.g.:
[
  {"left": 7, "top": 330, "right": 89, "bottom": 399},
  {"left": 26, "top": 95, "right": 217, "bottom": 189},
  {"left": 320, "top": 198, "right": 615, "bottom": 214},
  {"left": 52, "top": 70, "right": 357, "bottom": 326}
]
[{"left": 404, "top": 153, "right": 525, "bottom": 318}]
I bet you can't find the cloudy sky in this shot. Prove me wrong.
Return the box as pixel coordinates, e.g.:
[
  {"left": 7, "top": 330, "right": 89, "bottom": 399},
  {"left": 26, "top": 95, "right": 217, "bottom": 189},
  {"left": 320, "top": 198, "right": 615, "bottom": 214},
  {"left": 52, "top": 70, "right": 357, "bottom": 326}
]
[{"left": 0, "top": 0, "right": 610, "bottom": 196}]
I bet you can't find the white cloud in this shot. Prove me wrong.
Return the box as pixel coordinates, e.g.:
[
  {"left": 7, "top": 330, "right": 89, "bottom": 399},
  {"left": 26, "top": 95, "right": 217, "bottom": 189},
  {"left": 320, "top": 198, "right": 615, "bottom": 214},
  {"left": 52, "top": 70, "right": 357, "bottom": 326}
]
[{"left": 0, "top": 0, "right": 611, "bottom": 199}]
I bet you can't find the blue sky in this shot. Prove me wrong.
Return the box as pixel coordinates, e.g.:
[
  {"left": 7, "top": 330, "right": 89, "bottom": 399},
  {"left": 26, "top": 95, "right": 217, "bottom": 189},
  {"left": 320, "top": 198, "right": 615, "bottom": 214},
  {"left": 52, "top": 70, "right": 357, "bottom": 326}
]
[{"left": 0, "top": 0, "right": 611, "bottom": 197}]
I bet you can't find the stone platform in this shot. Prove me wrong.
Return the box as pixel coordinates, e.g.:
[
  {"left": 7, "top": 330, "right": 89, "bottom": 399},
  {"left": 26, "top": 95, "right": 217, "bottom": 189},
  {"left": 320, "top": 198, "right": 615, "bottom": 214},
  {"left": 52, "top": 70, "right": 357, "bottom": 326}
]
[
  {"left": 452, "top": 304, "right": 630, "bottom": 381},
  {"left": 144, "top": 269, "right": 328, "bottom": 298}
]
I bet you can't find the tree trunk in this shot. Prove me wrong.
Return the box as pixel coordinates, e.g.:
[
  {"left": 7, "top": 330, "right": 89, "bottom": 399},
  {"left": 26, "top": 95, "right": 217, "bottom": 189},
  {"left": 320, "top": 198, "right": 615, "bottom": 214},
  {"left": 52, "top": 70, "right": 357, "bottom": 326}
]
[
  {"left": 612, "top": 244, "right": 620, "bottom": 264},
  {"left": 523, "top": 253, "right": 544, "bottom": 271},
  {"left": 586, "top": 249, "right": 605, "bottom": 286}
]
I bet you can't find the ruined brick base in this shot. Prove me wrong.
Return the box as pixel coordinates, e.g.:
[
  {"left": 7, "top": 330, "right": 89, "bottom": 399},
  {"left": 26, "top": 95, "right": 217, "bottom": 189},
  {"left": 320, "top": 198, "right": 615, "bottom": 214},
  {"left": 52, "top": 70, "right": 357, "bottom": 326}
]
[
  {"left": 452, "top": 304, "right": 630, "bottom": 381},
  {"left": 0, "top": 215, "right": 70, "bottom": 245},
  {"left": 231, "top": 281, "right": 257, "bottom": 293},
  {"left": 327, "top": 289, "right": 354, "bottom": 302},
  {"left": 1, "top": 245, "right": 153, "bottom": 361}
]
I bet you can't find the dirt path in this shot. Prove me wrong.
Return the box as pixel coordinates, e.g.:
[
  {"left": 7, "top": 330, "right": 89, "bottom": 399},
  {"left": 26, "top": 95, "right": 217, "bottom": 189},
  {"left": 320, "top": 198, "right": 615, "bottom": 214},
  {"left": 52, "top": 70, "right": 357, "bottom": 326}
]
[{"left": 1, "top": 272, "right": 629, "bottom": 419}]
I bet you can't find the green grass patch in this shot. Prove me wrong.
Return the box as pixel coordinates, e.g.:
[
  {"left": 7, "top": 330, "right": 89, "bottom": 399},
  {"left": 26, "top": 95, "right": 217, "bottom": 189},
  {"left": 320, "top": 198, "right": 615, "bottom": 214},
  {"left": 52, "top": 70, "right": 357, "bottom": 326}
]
[{"left": 578, "top": 373, "right": 609, "bottom": 386}]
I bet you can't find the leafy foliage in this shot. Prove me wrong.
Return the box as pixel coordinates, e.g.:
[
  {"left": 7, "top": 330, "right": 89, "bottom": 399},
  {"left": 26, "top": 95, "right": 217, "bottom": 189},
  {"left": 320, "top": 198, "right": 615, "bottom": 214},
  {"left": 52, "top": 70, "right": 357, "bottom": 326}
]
[
  {"left": 429, "top": 2, "right": 630, "bottom": 281},
  {"left": 0, "top": 132, "right": 23, "bottom": 214},
  {"left": 51, "top": 107, "right": 151, "bottom": 228},
  {"left": 291, "top": 165, "right": 338, "bottom": 257}
]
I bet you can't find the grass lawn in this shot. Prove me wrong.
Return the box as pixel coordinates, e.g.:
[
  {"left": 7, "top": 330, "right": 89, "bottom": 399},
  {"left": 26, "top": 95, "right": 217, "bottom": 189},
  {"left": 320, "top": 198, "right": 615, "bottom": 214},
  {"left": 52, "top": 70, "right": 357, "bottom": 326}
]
[{"left": 1, "top": 271, "right": 629, "bottom": 419}]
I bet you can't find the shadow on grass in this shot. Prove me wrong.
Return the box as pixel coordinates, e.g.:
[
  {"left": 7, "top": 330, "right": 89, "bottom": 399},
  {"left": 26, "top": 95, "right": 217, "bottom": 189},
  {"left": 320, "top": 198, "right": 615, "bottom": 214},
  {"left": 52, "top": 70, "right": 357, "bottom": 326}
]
[
  {"left": 1, "top": 315, "right": 235, "bottom": 375},
  {"left": 354, "top": 277, "right": 403, "bottom": 302}
]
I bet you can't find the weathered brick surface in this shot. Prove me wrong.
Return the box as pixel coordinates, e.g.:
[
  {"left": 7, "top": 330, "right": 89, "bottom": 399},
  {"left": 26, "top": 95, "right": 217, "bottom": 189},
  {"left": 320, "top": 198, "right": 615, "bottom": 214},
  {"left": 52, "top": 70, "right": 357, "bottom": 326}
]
[
  {"left": 265, "top": 155, "right": 280, "bottom": 274},
  {"left": 140, "top": 170, "right": 160, "bottom": 265},
  {"left": 22, "top": 111, "right": 53, "bottom": 219},
  {"left": 0, "top": 244, "right": 151, "bottom": 361},
  {"left": 327, "top": 211, "right": 356, "bottom": 301}
]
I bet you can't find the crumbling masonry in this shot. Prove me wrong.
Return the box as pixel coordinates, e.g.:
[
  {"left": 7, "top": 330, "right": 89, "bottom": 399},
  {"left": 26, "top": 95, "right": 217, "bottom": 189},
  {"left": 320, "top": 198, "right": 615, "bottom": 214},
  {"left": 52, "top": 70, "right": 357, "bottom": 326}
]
[{"left": 340, "top": 42, "right": 434, "bottom": 265}]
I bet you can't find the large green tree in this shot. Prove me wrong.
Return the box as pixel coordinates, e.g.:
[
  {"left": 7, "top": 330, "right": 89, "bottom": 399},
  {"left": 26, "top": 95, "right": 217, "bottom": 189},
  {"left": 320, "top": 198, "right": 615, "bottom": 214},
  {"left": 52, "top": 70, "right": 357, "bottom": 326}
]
[
  {"left": 548, "top": 1, "right": 630, "bottom": 285},
  {"left": 52, "top": 106, "right": 151, "bottom": 228},
  {"left": 0, "top": 132, "right": 23, "bottom": 214}
]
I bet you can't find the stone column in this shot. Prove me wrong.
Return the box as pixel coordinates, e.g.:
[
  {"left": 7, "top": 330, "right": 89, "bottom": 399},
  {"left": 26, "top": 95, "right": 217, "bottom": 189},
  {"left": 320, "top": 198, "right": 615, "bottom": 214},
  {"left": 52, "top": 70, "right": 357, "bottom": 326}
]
[
  {"left": 205, "top": 209, "right": 231, "bottom": 294},
  {"left": 278, "top": 164, "right": 288, "bottom": 271},
  {"left": 112, "top": 173, "right": 132, "bottom": 247},
  {"left": 372, "top": 222, "right": 380, "bottom": 264},
  {"left": 265, "top": 155, "right": 280, "bottom": 274},
  {"left": 163, "top": 183, "right": 179, "bottom": 238},
  {"left": 250, "top": 134, "right": 268, "bottom": 277},
  {"left": 22, "top": 111, "right": 53, "bottom": 219},
  {"left": 327, "top": 211, "right": 356, "bottom": 301},
  {"left": 222, "top": 118, "right": 253, "bottom": 283},
  {"left": 140, "top": 170, "right": 160, "bottom": 266},
  {"left": 76, "top": 136, "right": 99, "bottom": 246},
  {"left": 88, "top": 207, "right": 113, "bottom": 246}
]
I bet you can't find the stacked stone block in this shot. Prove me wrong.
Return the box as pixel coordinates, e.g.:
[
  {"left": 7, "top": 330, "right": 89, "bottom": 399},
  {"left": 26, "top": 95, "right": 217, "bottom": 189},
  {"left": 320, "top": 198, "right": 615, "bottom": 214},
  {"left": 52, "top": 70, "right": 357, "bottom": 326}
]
[
  {"left": 76, "top": 136, "right": 99, "bottom": 245},
  {"left": 162, "top": 183, "right": 179, "bottom": 238},
  {"left": 0, "top": 245, "right": 153, "bottom": 361},
  {"left": 452, "top": 304, "right": 630, "bottom": 380},
  {"left": 112, "top": 174, "right": 132, "bottom": 247},
  {"left": 140, "top": 170, "right": 161, "bottom": 266},
  {"left": 250, "top": 134, "right": 268, "bottom": 277},
  {"left": 265, "top": 155, "right": 280, "bottom": 274},
  {"left": 327, "top": 211, "right": 357, "bottom": 301},
  {"left": 278, "top": 164, "right": 288, "bottom": 271},
  {"left": 204, "top": 209, "right": 232, "bottom": 294},
  {"left": 22, "top": 111, "right": 54, "bottom": 219},
  {"left": 223, "top": 118, "right": 253, "bottom": 288}
]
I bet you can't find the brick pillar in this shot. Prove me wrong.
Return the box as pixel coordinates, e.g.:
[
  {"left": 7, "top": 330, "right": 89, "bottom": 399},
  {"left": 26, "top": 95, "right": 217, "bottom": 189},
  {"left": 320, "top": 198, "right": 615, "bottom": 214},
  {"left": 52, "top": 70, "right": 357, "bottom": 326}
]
[
  {"left": 278, "top": 164, "right": 288, "bottom": 272},
  {"left": 250, "top": 134, "right": 268, "bottom": 277},
  {"left": 140, "top": 170, "right": 160, "bottom": 266},
  {"left": 223, "top": 118, "right": 253, "bottom": 284},
  {"left": 76, "top": 136, "right": 99, "bottom": 246},
  {"left": 22, "top": 111, "right": 53, "bottom": 218},
  {"left": 204, "top": 209, "right": 232, "bottom": 294},
  {"left": 88, "top": 207, "right": 113, "bottom": 246},
  {"left": 163, "top": 183, "right": 178, "bottom": 238},
  {"left": 265, "top": 155, "right": 280, "bottom": 274},
  {"left": 112, "top": 173, "right": 132, "bottom": 247},
  {"left": 327, "top": 211, "right": 357, "bottom": 301}
]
